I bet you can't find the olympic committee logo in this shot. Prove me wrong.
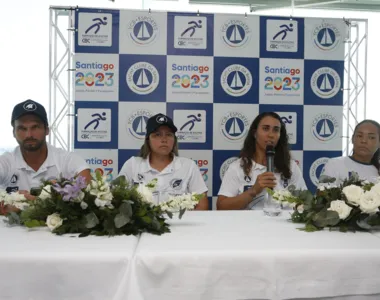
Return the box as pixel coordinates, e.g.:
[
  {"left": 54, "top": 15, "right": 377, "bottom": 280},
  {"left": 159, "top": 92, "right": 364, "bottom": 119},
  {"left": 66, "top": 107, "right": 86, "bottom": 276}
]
[
  {"left": 220, "top": 19, "right": 251, "bottom": 48},
  {"left": 127, "top": 109, "right": 153, "bottom": 140},
  {"left": 220, "top": 157, "right": 239, "bottom": 180},
  {"left": 126, "top": 62, "right": 159, "bottom": 95},
  {"left": 309, "top": 157, "right": 329, "bottom": 186},
  {"left": 311, "top": 113, "right": 339, "bottom": 142},
  {"left": 311, "top": 67, "right": 341, "bottom": 99},
  {"left": 312, "top": 22, "right": 341, "bottom": 51},
  {"left": 220, "top": 112, "right": 250, "bottom": 142},
  {"left": 128, "top": 16, "right": 159, "bottom": 46},
  {"left": 221, "top": 64, "right": 252, "bottom": 97}
]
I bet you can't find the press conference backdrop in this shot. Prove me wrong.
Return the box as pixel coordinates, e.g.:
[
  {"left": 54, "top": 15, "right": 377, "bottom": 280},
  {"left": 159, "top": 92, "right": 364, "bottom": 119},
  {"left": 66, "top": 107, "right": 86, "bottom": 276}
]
[{"left": 73, "top": 7, "right": 346, "bottom": 207}]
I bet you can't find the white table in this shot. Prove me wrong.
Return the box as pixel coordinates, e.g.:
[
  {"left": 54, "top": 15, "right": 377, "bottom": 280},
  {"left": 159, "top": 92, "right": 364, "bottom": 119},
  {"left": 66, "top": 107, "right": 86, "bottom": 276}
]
[
  {"left": 132, "top": 211, "right": 380, "bottom": 300},
  {"left": 0, "top": 218, "right": 139, "bottom": 300}
]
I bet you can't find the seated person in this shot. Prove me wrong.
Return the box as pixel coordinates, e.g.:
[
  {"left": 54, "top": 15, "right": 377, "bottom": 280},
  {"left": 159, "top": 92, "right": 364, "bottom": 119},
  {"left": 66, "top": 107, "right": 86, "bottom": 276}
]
[
  {"left": 0, "top": 99, "right": 91, "bottom": 212},
  {"left": 322, "top": 119, "right": 380, "bottom": 184},
  {"left": 217, "top": 112, "right": 306, "bottom": 210},
  {"left": 118, "top": 113, "right": 208, "bottom": 210}
]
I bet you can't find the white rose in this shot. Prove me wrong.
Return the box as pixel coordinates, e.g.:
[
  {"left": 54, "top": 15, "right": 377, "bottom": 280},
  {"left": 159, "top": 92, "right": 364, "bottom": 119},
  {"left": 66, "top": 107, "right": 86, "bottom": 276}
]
[
  {"left": 328, "top": 200, "right": 352, "bottom": 220},
  {"left": 343, "top": 185, "right": 363, "bottom": 206},
  {"left": 137, "top": 184, "right": 154, "bottom": 204},
  {"left": 72, "top": 191, "right": 85, "bottom": 203},
  {"left": 39, "top": 185, "right": 52, "bottom": 200},
  {"left": 359, "top": 191, "right": 380, "bottom": 214},
  {"left": 370, "top": 182, "right": 380, "bottom": 196},
  {"left": 46, "top": 213, "right": 63, "bottom": 231},
  {"left": 297, "top": 204, "right": 304, "bottom": 214}
]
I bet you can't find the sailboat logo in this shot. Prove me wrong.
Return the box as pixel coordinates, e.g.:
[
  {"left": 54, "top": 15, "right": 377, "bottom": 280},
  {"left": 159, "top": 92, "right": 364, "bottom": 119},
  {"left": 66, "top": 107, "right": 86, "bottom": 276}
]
[
  {"left": 220, "top": 112, "right": 250, "bottom": 141},
  {"left": 127, "top": 109, "right": 153, "bottom": 140},
  {"left": 309, "top": 157, "right": 329, "bottom": 186},
  {"left": 221, "top": 20, "right": 250, "bottom": 48},
  {"left": 310, "top": 67, "right": 341, "bottom": 99},
  {"left": 311, "top": 114, "right": 339, "bottom": 142},
  {"left": 313, "top": 24, "right": 340, "bottom": 51},
  {"left": 221, "top": 64, "right": 252, "bottom": 97},
  {"left": 126, "top": 62, "right": 159, "bottom": 95},
  {"left": 130, "top": 19, "right": 157, "bottom": 45}
]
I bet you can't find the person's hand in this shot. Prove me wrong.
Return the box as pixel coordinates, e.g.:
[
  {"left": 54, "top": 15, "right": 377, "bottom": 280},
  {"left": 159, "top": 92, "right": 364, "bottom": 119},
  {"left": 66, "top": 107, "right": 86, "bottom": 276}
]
[
  {"left": 18, "top": 190, "right": 37, "bottom": 201},
  {"left": 250, "top": 172, "right": 277, "bottom": 196}
]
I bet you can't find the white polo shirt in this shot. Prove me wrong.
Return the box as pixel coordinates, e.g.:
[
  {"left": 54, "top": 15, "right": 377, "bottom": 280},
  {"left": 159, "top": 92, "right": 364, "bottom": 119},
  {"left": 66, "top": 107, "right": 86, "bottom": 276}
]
[
  {"left": 321, "top": 156, "right": 379, "bottom": 184},
  {"left": 218, "top": 159, "right": 306, "bottom": 210},
  {"left": 118, "top": 156, "right": 208, "bottom": 202},
  {"left": 0, "top": 144, "right": 89, "bottom": 192}
]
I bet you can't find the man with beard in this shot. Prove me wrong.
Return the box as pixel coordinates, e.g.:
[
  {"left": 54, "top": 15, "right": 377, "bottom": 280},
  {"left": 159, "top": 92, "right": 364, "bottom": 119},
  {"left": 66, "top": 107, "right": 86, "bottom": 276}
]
[{"left": 0, "top": 100, "right": 91, "bottom": 203}]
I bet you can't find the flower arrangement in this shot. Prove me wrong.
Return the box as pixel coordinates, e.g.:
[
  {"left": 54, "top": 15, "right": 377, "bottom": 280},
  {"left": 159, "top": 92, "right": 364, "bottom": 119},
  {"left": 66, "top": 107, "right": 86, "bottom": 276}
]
[
  {"left": 1, "top": 173, "right": 201, "bottom": 237},
  {"left": 269, "top": 172, "right": 380, "bottom": 232}
]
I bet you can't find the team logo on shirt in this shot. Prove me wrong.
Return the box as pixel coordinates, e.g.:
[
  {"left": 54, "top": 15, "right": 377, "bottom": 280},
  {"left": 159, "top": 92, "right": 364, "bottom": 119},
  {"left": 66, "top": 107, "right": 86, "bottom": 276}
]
[
  {"left": 244, "top": 175, "right": 251, "bottom": 182},
  {"left": 309, "top": 157, "right": 329, "bottom": 187},
  {"left": 10, "top": 174, "right": 18, "bottom": 184},
  {"left": 170, "top": 178, "right": 183, "bottom": 190},
  {"left": 137, "top": 173, "right": 144, "bottom": 181}
]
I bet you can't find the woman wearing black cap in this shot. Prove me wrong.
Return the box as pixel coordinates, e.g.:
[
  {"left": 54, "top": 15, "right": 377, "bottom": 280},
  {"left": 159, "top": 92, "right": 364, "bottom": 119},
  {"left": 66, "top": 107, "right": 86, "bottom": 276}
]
[{"left": 118, "top": 113, "right": 209, "bottom": 210}]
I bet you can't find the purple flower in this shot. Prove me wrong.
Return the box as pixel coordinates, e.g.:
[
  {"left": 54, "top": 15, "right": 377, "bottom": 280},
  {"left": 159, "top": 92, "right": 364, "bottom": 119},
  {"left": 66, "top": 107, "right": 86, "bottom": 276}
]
[{"left": 52, "top": 176, "right": 87, "bottom": 202}]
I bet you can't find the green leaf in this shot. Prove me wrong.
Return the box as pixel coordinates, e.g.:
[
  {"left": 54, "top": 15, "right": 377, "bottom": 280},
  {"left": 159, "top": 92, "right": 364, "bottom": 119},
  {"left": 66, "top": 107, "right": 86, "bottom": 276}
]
[
  {"left": 166, "top": 211, "right": 173, "bottom": 219},
  {"left": 84, "top": 212, "right": 99, "bottom": 229},
  {"left": 24, "top": 219, "right": 45, "bottom": 228},
  {"left": 141, "top": 216, "right": 152, "bottom": 224},
  {"left": 312, "top": 210, "right": 340, "bottom": 228},
  {"left": 6, "top": 212, "right": 21, "bottom": 225},
  {"left": 179, "top": 208, "right": 186, "bottom": 220},
  {"left": 298, "top": 223, "right": 320, "bottom": 232},
  {"left": 339, "top": 224, "right": 348, "bottom": 232},
  {"left": 120, "top": 202, "right": 133, "bottom": 218},
  {"left": 114, "top": 213, "right": 130, "bottom": 228},
  {"left": 111, "top": 175, "right": 127, "bottom": 186},
  {"left": 151, "top": 218, "right": 161, "bottom": 230}
]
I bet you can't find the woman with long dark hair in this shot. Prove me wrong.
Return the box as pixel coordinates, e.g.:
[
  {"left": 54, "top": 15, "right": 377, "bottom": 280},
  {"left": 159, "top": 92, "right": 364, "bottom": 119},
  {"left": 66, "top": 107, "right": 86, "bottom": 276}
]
[
  {"left": 322, "top": 119, "right": 380, "bottom": 183},
  {"left": 217, "top": 112, "right": 306, "bottom": 210},
  {"left": 118, "top": 113, "right": 208, "bottom": 210}
]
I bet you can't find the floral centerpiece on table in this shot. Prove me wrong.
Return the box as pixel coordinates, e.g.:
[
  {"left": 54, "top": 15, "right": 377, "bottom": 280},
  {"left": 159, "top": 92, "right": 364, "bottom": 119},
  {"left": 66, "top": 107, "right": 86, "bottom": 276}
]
[
  {"left": 269, "top": 172, "right": 380, "bottom": 232},
  {"left": 0, "top": 173, "right": 201, "bottom": 237}
]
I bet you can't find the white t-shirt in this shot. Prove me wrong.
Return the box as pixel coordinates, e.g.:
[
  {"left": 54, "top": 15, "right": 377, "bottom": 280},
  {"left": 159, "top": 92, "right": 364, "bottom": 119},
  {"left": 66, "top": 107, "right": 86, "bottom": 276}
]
[
  {"left": 118, "top": 156, "right": 208, "bottom": 202},
  {"left": 218, "top": 159, "right": 306, "bottom": 210},
  {"left": 0, "top": 144, "right": 89, "bottom": 192},
  {"left": 321, "top": 156, "right": 379, "bottom": 184}
]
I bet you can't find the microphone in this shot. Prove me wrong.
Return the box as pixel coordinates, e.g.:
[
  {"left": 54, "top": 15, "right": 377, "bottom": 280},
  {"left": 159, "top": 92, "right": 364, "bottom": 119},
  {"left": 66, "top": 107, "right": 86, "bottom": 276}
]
[{"left": 266, "top": 145, "right": 275, "bottom": 173}]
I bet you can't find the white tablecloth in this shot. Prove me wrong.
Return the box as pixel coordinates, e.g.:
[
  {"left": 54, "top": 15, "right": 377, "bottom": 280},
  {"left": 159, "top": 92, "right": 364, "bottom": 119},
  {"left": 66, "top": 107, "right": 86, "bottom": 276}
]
[
  {"left": 0, "top": 218, "right": 139, "bottom": 300},
  {"left": 132, "top": 211, "right": 380, "bottom": 300}
]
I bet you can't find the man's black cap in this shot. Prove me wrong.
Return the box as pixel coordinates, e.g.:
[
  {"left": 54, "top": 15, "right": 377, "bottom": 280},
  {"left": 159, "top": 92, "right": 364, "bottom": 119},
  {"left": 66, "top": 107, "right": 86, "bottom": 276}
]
[{"left": 11, "top": 100, "right": 48, "bottom": 126}]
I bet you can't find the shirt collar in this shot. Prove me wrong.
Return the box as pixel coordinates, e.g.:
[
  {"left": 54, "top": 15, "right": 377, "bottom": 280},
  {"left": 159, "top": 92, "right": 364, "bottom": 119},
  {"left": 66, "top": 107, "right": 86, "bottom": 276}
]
[
  {"left": 252, "top": 160, "right": 266, "bottom": 171},
  {"left": 141, "top": 155, "right": 182, "bottom": 174},
  {"left": 15, "top": 144, "right": 55, "bottom": 171}
]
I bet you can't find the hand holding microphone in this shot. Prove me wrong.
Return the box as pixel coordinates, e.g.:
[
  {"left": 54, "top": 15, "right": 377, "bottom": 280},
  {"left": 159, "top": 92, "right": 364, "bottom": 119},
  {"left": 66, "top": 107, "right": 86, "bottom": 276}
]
[{"left": 249, "top": 145, "right": 277, "bottom": 196}]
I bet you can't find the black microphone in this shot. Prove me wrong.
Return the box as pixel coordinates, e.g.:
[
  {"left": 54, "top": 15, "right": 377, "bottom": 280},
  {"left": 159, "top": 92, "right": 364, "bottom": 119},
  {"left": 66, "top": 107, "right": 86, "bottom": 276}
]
[{"left": 266, "top": 145, "right": 275, "bottom": 173}]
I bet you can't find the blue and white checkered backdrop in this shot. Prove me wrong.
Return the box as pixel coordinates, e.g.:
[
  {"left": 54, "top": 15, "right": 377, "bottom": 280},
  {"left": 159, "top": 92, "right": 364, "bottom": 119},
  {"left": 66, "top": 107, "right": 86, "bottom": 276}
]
[{"left": 73, "top": 7, "right": 346, "bottom": 208}]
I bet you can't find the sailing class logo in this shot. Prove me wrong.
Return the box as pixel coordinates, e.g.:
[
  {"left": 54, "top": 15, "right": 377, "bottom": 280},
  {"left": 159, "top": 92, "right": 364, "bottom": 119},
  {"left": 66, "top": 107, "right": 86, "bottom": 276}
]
[
  {"left": 309, "top": 157, "right": 329, "bottom": 186},
  {"left": 220, "top": 64, "right": 252, "bottom": 97},
  {"left": 312, "top": 23, "right": 341, "bottom": 51},
  {"left": 127, "top": 109, "right": 154, "bottom": 140},
  {"left": 128, "top": 16, "right": 158, "bottom": 45},
  {"left": 221, "top": 19, "right": 250, "bottom": 48},
  {"left": 311, "top": 67, "right": 341, "bottom": 99},
  {"left": 311, "top": 113, "right": 339, "bottom": 142},
  {"left": 126, "top": 62, "right": 159, "bottom": 95},
  {"left": 220, "top": 112, "right": 250, "bottom": 141}
]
